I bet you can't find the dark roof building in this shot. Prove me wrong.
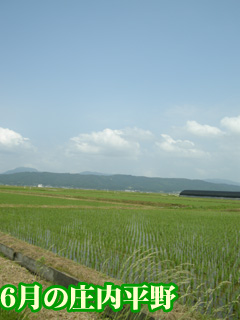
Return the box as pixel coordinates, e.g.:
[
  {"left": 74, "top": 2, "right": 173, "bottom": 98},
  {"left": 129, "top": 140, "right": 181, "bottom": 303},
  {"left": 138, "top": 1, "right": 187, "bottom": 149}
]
[{"left": 179, "top": 190, "right": 240, "bottom": 199}]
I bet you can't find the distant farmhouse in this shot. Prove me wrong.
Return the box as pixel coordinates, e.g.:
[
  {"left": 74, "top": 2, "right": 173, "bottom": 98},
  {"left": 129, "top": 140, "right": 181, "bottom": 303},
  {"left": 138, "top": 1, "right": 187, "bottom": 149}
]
[{"left": 180, "top": 190, "right": 240, "bottom": 199}]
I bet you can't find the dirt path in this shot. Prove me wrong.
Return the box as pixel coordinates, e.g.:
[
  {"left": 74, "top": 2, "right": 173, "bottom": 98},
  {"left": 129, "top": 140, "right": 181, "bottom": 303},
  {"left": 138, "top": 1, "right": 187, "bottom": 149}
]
[
  {"left": 0, "top": 255, "right": 98, "bottom": 319},
  {"left": 0, "top": 190, "right": 130, "bottom": 205},
  {"left": 0, "top": 204, "right": 135, "bottom": 209}
]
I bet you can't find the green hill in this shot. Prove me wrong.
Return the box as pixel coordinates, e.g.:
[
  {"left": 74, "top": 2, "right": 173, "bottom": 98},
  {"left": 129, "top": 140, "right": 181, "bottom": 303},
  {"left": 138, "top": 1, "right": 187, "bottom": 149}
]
[{"left": 2, "top": 167, "right": 38, "bottom": 174}]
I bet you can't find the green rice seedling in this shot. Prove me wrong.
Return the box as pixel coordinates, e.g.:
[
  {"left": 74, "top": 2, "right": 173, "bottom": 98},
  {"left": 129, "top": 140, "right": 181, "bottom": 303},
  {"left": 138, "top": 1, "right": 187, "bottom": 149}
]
[{"left": 0, "top": 187, "right": 240, "bottom": 318}]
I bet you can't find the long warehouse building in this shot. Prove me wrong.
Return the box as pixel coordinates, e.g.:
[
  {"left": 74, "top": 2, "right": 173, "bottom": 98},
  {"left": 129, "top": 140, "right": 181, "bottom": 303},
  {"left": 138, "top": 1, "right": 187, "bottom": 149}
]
[{"left": 179, "top": 190, "right": 240, "bottom": 199}]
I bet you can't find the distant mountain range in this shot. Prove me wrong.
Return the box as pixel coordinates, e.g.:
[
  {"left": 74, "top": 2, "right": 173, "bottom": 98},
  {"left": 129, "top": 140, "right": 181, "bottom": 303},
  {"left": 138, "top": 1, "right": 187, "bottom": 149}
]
[
  {"left": 1, "top": 168, "right": 240, "bottom": 193},
  {"left": 2, "top": 167, "right": 109, "bottom": 176},
  {"left": 2, "top": 167, "right": 39, "bottom": 174},
  {"left": 204, "top": 178, "right": 240, "bottom": 187},
  {"left": 79, "top": 171, "right": 110, "bottom": 176}
]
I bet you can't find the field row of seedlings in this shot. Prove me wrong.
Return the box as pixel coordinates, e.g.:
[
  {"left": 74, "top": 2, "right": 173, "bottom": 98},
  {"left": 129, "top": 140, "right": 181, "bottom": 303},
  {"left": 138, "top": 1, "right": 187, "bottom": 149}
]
[{"left": 0, "top": 190, "right": 239, "bottom": 319}]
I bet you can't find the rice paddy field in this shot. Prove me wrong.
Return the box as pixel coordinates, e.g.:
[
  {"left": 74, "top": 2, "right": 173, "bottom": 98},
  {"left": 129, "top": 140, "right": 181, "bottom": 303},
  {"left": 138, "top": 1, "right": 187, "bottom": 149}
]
[{"left": 0, "top": 185, "right": 239, "bottom": 319}]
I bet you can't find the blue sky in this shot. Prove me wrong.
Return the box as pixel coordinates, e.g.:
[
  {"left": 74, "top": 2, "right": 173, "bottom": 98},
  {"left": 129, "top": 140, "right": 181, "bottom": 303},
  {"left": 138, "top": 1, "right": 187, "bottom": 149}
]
[{"left": 1, "top": 0, "right": 240, "bottom": 181}]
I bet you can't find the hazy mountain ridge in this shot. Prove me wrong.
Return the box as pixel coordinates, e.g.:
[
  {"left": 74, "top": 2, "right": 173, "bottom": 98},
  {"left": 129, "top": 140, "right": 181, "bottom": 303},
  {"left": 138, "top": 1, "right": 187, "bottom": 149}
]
[
  {"left": 1, "top": 171, "right": 240, "bottom": 193},
  {"left": 2, "top": 167, "right": 39, "bottom": 174},
  {"left": 204, "top": 178, "right": 240, "bottom": 187},
  {"left": 79, "top": 171, "right": 110, "bottom": 176}
]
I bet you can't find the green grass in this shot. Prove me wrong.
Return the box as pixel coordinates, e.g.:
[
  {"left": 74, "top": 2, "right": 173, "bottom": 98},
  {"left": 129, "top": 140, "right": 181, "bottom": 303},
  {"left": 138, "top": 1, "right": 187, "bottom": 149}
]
[
  {"left": 0, "top": 191, "right": 128, "bottom": 207},
  {"left": 0, "top": 309, "right": 29, "bottom": 320},
  {"left": 1, "top": 185, "right": 240, "bottom": 209},
  {"left": 0, "top": 186, "right": 240, "bottom": 319}
]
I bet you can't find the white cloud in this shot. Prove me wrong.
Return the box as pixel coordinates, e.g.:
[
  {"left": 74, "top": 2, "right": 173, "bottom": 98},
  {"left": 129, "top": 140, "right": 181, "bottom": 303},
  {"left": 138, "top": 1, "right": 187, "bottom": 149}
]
[
  {"left": 70, "top": 128, "right": 142, "bottom": 157},
  {"left": 221, "top": 115, "right": 240, "bottom": 133},
  {"left": 158, "top": 134, "right": 194, "bottom": 151},
  {"left": 156, "top": 134, "right": 208, "bottom": 158},
  {"left": 0, "top": 127, "right": 37, "bottom": 173},
  {"left": 0, "top": 127, "right": 30, "bottom": 148},
  {"left": 186, "top": 121, "right": 223, "bottom": 137},
  {"left": 121, "top": 127, "right": 154, "bottom": 141}
]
